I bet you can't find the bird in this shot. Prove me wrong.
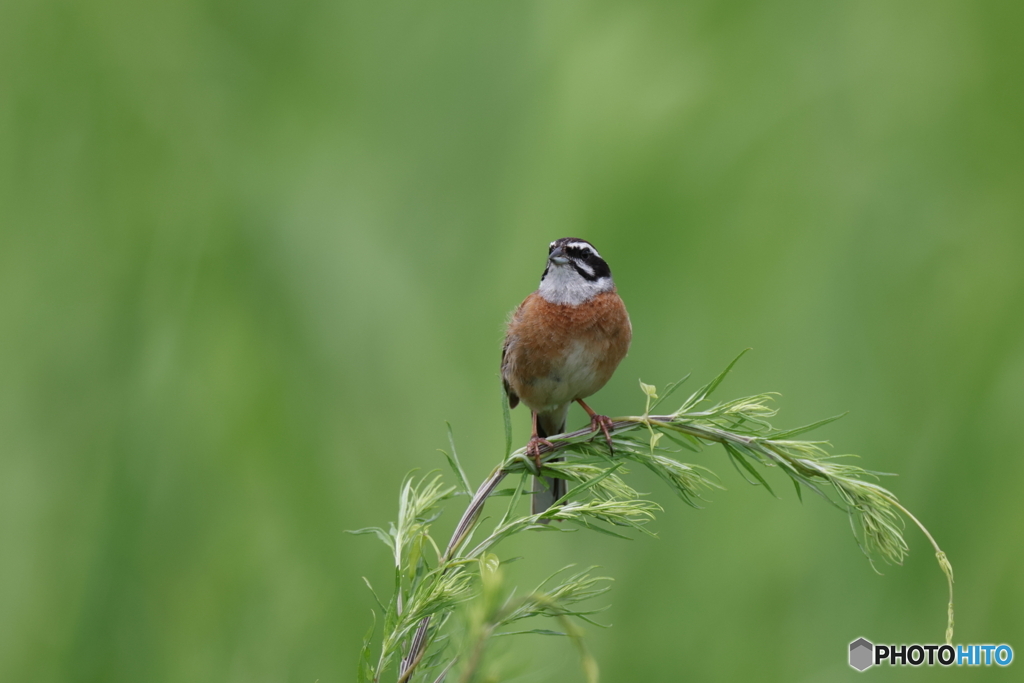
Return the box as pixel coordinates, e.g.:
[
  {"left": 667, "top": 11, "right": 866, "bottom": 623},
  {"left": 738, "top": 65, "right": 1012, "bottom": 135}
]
[{"left": 501, "top": 237, "right": 632, "bottom": 516}]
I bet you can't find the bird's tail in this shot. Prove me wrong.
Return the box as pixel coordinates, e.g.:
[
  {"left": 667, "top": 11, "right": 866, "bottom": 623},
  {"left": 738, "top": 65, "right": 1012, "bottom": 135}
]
[{"left": 532, "top": 406, "right": 569, "bottom": 519}]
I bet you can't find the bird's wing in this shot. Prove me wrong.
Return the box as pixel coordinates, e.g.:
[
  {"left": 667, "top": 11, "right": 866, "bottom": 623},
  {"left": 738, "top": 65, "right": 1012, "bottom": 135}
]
[
  {"left": 501, "top": 335, "right": 520, "bottom": 409},
  {"left": 501, "top": 300, "right": 524, "bottom": 410}
]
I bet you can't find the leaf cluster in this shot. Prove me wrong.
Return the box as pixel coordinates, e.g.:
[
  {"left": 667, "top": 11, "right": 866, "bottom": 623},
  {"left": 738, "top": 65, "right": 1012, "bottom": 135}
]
[{"left": 351, "top": 352, "right": 954, "bottom": 682}]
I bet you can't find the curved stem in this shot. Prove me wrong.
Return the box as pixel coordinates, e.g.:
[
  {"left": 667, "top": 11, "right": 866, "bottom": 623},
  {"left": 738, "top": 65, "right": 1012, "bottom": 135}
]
[{"left": 888, "top": 498, "right": 955, "bottom": 645}]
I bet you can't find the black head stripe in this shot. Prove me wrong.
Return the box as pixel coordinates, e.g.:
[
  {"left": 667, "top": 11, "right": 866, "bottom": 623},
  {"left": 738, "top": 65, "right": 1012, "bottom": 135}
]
[
  {"left": 570, "top": 251, "right": 611, "bottom": 281},
  {"left": 565, "top": 245, "right": 591, "bottom": 260},
  {"left": 571, "top": 261, "right": 599, "bottom": 281}
]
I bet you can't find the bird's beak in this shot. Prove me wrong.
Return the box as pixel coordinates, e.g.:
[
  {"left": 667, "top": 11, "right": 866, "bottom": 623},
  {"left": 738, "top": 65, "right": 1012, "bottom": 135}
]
[{"left": 549, "top": 245, "right": 569, "bottom": 265}]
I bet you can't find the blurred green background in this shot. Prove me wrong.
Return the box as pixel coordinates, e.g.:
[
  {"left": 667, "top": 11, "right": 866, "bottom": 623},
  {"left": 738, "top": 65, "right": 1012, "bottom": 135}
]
[{"left": 2, "top": 0, "right": 1022, "bottom": 681}]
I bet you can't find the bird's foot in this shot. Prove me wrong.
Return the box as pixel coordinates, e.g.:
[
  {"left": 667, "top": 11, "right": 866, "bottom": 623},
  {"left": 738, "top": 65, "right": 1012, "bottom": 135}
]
[
  {"left": 589, "top": 414, "right": 615, "bottom": 454},
  {"left": 526, "top": 436, "right": 555, "bottom": 471}
]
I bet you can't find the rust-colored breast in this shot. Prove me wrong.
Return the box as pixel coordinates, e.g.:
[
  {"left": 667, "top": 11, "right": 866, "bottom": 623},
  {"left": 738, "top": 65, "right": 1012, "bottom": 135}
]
[{"left": 502, "top": 290, "right": 631, "bottom": 413}]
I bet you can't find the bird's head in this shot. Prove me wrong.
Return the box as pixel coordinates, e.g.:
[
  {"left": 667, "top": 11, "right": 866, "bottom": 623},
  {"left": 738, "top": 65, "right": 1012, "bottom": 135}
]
[{"left": 538, "top": 237, "right": 615, "bottom": 305}]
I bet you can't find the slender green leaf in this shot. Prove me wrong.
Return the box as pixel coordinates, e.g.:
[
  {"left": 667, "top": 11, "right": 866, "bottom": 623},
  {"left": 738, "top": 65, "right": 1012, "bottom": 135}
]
[
  {"left": 498, "top": 475, "right": 529, "bottom": 528},
  {"left": 556, "top": 462, "right": 627, "bottom": 504},
  {"left": 681, "top": 348, "right": 750, "bottom": 410},
  {"left": 362, "top": 577, "right": 387, "bottom": 613},
  {"left": 346, "top": 527, "right": 395, "bottom": 552},
  {"left": 569, "top": 520, "right": 635, "bottom": 540},
  {"left": 649, "top": 373, "right": 691, "bottom": 411},
  {"left": 723, "top": 442, "right": 777, "bottom": 497},
  {"left": 768, "top": 413, "right": 848, "bottom": 440},
  {"left": 495, "top": 628, "right": 568, "bottom": 637},
  {"left": 661, "top": 431, "right": 703, "bottom": 452},
  {"left": 357, "top": 611, "right": 376, "bottom": 683},
  {"left": 442, "top": 423, "right": 472, "bottom": 495}
]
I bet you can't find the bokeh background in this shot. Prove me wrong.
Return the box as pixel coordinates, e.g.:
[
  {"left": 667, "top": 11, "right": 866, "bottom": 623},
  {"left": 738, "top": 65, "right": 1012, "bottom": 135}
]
[{"left": 2, "top": 1, "right": 1022, "bottom": 681}]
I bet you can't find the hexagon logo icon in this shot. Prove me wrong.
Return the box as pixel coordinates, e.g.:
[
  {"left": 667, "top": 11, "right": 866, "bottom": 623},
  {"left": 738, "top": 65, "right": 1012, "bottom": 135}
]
[{"left": 849, "top": 638, "right": 874, "bottom": 671}]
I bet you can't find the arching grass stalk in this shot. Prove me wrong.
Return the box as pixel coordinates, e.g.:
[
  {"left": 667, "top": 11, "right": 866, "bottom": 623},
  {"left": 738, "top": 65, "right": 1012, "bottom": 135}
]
[{"left": 350, "top": 352, "right": 953, "bottom": 683}]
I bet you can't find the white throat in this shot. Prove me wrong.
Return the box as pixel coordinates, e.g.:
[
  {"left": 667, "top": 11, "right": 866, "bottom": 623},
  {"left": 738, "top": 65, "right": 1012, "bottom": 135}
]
[{"left": 537, "top": 263, "right": 613, "bottom": 305}]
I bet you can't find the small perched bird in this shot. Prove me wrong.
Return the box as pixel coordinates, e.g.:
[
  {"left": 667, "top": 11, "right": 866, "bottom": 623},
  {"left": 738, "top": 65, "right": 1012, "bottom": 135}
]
[{"left": 501, "top": 238, "right": 632, "bottom": 515}]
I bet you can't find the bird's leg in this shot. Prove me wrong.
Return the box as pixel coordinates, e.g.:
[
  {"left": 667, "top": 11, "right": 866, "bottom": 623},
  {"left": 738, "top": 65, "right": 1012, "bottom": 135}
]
[
  {"left": 526, "top": 411, "right": 554, "bottom": 470},
  {"left": 577, "top": 398, "right": 615, "bottom": 454}
]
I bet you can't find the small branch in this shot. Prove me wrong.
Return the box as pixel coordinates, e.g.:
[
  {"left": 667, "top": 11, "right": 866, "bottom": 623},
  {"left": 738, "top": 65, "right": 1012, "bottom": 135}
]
[{"left": 445, "top": 468, "right": 508, "bottom": 558}]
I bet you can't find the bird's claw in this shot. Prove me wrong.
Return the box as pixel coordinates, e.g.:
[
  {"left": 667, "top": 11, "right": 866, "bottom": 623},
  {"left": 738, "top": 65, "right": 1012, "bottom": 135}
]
[
  {"left": 589, "top": 414, "right": 615, "bottom": 454},
  {"left": 527, "top": 436, "right": 555, "bottom": 471}
]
